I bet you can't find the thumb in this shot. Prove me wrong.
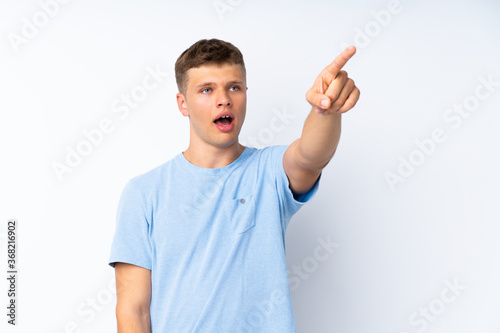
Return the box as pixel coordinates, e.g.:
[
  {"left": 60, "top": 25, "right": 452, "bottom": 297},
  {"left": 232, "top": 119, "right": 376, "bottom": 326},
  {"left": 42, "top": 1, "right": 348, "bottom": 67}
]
[{"left": 306, "top": 89, "right": 330, "bottom": 109}]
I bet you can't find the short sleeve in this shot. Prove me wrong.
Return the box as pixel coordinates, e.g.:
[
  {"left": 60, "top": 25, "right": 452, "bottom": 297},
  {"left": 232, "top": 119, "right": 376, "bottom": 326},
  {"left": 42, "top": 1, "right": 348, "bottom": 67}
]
[
  {"left": 108, "top": 179, "right": 152, "bottom": 270},
  {"left": 272, "top": 144, "right": 321, "bottom": 221}
]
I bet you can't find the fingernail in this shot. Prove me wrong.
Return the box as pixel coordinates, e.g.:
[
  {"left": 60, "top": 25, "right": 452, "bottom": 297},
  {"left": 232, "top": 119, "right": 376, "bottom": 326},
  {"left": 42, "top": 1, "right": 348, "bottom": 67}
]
[{"left": 321, "top": 99, "right": 329, "bottom": 108}]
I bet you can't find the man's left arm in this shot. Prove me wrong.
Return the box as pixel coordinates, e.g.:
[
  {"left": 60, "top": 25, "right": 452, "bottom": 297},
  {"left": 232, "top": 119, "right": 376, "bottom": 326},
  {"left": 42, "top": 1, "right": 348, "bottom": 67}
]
[{"left": 284, "top": 46, "right": 360, "bottom": 196}]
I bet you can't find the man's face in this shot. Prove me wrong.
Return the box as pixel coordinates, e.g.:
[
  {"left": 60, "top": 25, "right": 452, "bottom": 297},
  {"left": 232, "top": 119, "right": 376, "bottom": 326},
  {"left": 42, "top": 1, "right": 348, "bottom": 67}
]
[{"left": 177, "top": 63, "right": 247, "bottom": 149}]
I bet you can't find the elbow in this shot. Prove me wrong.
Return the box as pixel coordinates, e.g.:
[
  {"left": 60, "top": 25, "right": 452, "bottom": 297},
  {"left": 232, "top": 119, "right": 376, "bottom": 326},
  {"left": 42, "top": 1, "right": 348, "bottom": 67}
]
[
  {"left": 116, "top": 303, "right": 150, "bottom": 319},
  {"left": 116, "top": 305, "right": 151, "bottom": 332},
  {"left": 298, "top": 144, "right": 336, "bottom": 172}
]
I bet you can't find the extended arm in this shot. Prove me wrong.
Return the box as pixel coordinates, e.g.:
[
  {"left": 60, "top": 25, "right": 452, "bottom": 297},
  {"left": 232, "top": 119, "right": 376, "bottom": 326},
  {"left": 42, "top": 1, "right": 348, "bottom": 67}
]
[{"left": 284, "top": 46, "right": 360, "bottom": 195}]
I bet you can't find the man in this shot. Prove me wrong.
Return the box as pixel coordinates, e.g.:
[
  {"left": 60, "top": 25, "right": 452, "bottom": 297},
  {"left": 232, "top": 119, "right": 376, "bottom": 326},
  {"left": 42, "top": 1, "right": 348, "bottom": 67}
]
[{"left": 108, "top": 38, "right": 360, "bottom": 332}]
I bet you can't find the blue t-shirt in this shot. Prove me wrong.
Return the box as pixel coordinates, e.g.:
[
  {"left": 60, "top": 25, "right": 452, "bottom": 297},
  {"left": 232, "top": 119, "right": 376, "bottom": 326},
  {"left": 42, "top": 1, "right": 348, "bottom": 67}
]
[{"left": 108, "top": 144, "right": 321, "bottom": 332}]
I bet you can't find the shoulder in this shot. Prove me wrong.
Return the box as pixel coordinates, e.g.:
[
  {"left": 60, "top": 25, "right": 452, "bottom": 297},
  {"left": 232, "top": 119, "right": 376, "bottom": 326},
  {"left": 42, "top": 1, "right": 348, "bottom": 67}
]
[
  {"left": 124, "top": 155, "right": 177, "bottom": 195},
  {"left": 249, "top": 144, "right": 288, "bottom": 161}
]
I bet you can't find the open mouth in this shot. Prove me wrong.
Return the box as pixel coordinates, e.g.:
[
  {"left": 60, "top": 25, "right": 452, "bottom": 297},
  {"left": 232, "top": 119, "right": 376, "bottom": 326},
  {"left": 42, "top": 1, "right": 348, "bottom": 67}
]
[{"left": 213, "top": 115, "right": 233, "bottom": 126}]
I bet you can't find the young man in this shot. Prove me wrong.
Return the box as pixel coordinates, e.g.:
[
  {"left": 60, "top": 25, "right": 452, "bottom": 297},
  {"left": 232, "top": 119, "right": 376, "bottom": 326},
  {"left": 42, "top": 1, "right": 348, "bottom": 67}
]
[{"left": 108, "top": 38, "right": 360, "bottom": 332}]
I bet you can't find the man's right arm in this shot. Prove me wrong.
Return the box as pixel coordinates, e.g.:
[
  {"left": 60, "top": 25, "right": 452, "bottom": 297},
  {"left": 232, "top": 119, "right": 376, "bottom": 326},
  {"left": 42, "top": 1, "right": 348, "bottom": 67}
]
[{"left": 115, "top": 262, "right": 152, "bottom": 333}]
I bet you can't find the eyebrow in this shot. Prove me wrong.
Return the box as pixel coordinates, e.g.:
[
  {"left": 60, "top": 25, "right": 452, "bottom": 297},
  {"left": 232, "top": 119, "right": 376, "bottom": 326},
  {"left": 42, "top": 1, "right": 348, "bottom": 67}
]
[{"left": 195, "top": 80, "right": 244, "bottom": 89}]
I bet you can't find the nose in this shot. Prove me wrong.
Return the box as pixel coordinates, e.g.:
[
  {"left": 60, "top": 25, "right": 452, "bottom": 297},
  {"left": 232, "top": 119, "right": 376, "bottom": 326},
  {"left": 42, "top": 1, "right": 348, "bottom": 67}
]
[{"left": 217, "top": 91, "right": 232, "bottom": 107}]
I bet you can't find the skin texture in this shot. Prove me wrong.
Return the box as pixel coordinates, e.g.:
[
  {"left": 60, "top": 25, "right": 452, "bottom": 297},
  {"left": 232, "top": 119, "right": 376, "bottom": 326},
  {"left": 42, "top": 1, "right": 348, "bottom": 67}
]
[
  {"left": 115, "top": 262, "right": 151, "bottom": 333},
  {"left": 284, "top": 46, "right": 360, "bottom": 195},
  {"left": 176, "top": 63, "right": 248, "bottom": 169}
]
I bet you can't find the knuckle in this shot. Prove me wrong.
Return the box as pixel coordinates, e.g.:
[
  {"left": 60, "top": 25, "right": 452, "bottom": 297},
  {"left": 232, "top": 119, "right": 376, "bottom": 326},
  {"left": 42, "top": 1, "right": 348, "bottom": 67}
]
[
  {"left": 352, "top": 86, "right": 359, "bottom": 97},
  {"left": 344, "top": 100, "right": 354, "bottom": 108},
  {"left": 346, "top": 99, "right": 357, "bottom": 109},
  {"left": 326, "top": 90, "right": 339, "bottom": 101},
  {"left": 338, "top": 70, "right": 348, "bottom": 78}
]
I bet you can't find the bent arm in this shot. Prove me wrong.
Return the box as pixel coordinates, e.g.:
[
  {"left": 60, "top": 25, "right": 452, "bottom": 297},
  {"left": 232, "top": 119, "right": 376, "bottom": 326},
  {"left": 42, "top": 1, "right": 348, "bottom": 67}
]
[{"left": 115, "top": 262, "right": 152, "bottom": 333}]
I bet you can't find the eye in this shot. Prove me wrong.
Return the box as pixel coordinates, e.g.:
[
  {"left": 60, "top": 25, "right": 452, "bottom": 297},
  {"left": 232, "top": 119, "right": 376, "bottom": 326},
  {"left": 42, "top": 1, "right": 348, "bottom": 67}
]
[
  {"left": 201, "top": 88, "right": 211, "bottom": 94},
  {"left": 229, "top": 86, "right": 239, "bottom": 91}
]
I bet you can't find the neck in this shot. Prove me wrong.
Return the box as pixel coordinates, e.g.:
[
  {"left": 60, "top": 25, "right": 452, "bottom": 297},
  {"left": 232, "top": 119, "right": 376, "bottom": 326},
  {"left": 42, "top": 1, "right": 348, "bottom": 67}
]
[{"left": 182, "top": 140, "right": 245, "bottom": 169}]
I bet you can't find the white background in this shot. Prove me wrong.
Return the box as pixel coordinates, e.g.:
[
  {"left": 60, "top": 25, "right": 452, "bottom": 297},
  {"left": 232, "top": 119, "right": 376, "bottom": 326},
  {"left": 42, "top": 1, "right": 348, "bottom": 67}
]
[{"left": 1, "top": 0, "right": 499, "bottom": 332}]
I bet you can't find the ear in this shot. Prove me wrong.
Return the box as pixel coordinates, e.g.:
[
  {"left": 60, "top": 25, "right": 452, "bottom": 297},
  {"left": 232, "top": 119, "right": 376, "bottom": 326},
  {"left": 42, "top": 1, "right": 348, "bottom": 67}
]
[{"left": 176, "top": 93, "right": 189, "bottom": 117}]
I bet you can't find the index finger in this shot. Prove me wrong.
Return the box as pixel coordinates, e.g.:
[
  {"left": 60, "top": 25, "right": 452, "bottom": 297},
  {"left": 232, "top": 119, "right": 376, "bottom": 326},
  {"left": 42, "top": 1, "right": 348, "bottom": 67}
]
[{"left": 324, "top": 46, "right": 356, "bottom": 76}]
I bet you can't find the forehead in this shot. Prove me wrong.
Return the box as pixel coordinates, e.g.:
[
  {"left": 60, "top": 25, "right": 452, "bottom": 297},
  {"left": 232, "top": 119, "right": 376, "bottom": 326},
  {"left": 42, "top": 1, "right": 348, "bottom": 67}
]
[{"left": 186, "top": 63, "right": 245, "bottom": 87}]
